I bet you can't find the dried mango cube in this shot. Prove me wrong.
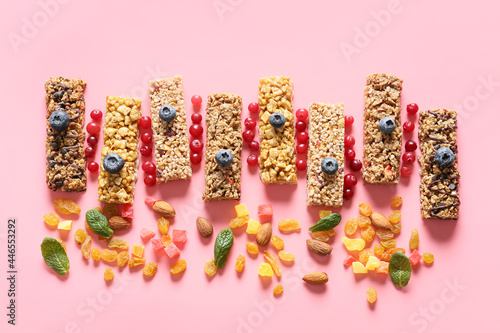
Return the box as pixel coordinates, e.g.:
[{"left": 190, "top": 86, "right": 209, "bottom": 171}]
[
  {"left": 342, "top": 237, "right": 366, "bottom": 251},
  {"left": 151, "top": 239, "right": 165, "bottom": 251},
  {"left": 246, "top": 219, "right": 261, "bottom": 234},
  {"left": 258, "top": 263, "right": 274, "bottom": 277},
  {"left": 235, "top": 203, "right": 249, "bottom": 217},
  {"left": 319, "top": 210, "right": 332, "bottom": 219},
  {"left": 352, "top": 261, "right": 368, "bottom": 274},
  {"left": 131, "top": 243, "right": 144, "bottom": 258},
  {"left": 257, "top": 204, "right": 273, "bottom": 219},
  {"left": 377, "top": 261, "right": 389, "bottom": 274},
  {"left": 172, "top": 229, "right": 187, "bottom": 244},
  {"left": 165, "top": 243, "right": 180, "bottom": 258},
  {"left": 57, "top": 220, "right": 72, "bottom": 230},
  {"left": 365, "top": 256, "right": 380, "bottom": 270},
  {"left": 409, "top": 250, "right": 422, "bottom": 266}
]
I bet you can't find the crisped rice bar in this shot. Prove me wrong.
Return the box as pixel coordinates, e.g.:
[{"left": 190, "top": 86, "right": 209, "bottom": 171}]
[
  {"left": 202, "top": 93, "right": 242, "bottom": 201},
  {"left": 419, "top": 109, "right": 460, "bottom": 219},
  {"left": 258, "top": 76, "right": 296, "bottom": 184},
  {"left": 149, "top": 76, "right": 191, "bottom": 183},
  {"left": 362, "top": 73, "right": 403, "bottom": 184},
  {"left": 306, "top": 103, "right": 345, "bottom": 207},
  {"left": 98, "top": 96, "right": 142, "bottom": 204},
  {"left": 45, "top": 77, "right": 87, "bottom": 191}
]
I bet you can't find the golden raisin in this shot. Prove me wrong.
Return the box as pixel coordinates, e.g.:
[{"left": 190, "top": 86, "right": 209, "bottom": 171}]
[
  {"left": 381, "top": 239, "right": 396, "bottom": 249},
  {"left": 319, "top": 210, "right": 332, "bottom": 219},
  {"left": 356, "top": 215, "right": 372, "bottom": 228},
  {"left": 374, "top": 244, "right": 385, "bottom": 256},
  {"left": 367, "top": 287, "right": 377, "bottom": 303},
  {"left": 74, "top": 228, "right": 88, "bottom": 245},
  {"left": 409, "top": 228, "right": 419, "bottom": 250},
  {"left": 81, "top": 235, "right": 91, "bottom": 259},
  {"left": 102, "top": 203, "right": 119, "bottom": 216},
  {"left": 246, "top": 242, "right": 259, "bottom": 255},
  {"left": 311, "top": 231, "right": 329, "bottom": 242},
  {"left": 422, "top": 252, "right": 434, "bottom": 264},
  {"left": 101, "top": 249, "right": 118, "bottom": 262},
  {"left": 381, "top": 247, "right": 405, "bottom": 262},
  {"left": 359, "top": 202, "right": 372, "bottom": 217},
  {"left": 131, "top": 243, "right": 144, "bottom": 258},
  {"left": 376, "top": 230, "right": 395, "bottom": 241},
  {"left": 170, "top": 259, "right": 187, "bottom": 274},
  {"left": 54, "top": 198, "right": 81, "bottom": 215},
  {"left": 91, "top": 248, "right": 101, "bottom": 261},
  {"left": 157, "top": 217, "right": 170, "bottom": 234},
  {"left": 43, "top": 213, "right": 59, "bottom": 226},
  {"left": 388, "top": 210, "right": 401, "bottom": 224},
  {"left": 128, "top": 256, "right": 146, "bottom": 268},
  {"left": 278, "top": 251, "right": 295, "bottom": 261},
  {"left": 56, "top": 239, "right": 67, "bottom": 252},
  {"left": 204, "top": 258, "right": 217, "bottom": 276},
  {"left": 263, "top": 251, "right": 282, "bottom": 277},
  {"left": 235, "top": 255, "right": 246, "bottom": 272},
  {"left": 391, "top": 196, "right": 402, "bottom": 208},
  {"left": 108, "top": 238, "right": 129, "bottom": 249},
  {"left": 360, "top": 225, "right": 376, "bottom": 243},
  {"left": 143, "top": 262, "right": 158, "bottom": 277},
  {"left": 258, "top": 263, "right": 274, "bottom": 277},
  {"left": 344, "top": 218, "right": 358, "bottom": 236},
  {"left": 273, "top": 284, "right": 284, "bottom": 296},
  {"left": 391, "top": 223, "right": 401, "bottom": 234},
  {"left": 117, "top": 251, "right": 129, "bottom": 267},
  {"left": 229, "top": 216, "right": 249, "bottom": 228},
  {"left": 359, "top": 248, "right": 374, "bottom": 264},
  {"left": 326, "top": 228, "right": 336, "bottom": 236},
  {"left": 104, "top": 268, "right": 114, "bottom": 281},
  {"left": 278, "top": 219, "right": 301, "bottom": 232},
  {"left": 162, "top": 234, "right": 172, "bottom": 247},
  {"left": 271, "top": 235, "right": 285, "bottom": 250}
]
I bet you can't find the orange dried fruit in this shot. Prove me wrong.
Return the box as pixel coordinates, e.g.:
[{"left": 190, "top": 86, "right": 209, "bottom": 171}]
[
  {"left": 278, "top": 251, "right": 295, "bottom": 262},
  {"left": 108, "top": 238, "right": 129, "bottom": 250},
  {"left": 235, "top": 255, "right": 246, "bottom": 273},
  {"left": 376, "top": 230, "right": 395, "bottom": 241},
  {"left": 273, "top": 284, "right": 284, "bottom": 296},
  {"left": 81, "top": 235, "right": 91, "bottom": 259},
  {"left": 358, "top": 202, "right": 372, "bottom": 217},
  {"left": 74, "top": 228, "right": 87, "bottom": 245},
  {"left": 356, "top": 215, "right": 371, "bottom": 228},
  {"left": 380, "top": 247, "right": 405, "bottom": 262},
  {"left": 246, "top": 242, "right": 259, "bottom": 255},
  {"left": 381, "top": 239, "right": 396, "bottom": 249},
  {"left": 388, "top": 210, "right": 401, "bottom": 224},
  {"left": 271, "top": 235, "right": 285, "bottom": 250},
  {"left": 204, "top": 258, "right": 217, "bottom": 276},
  {"left": 162, "top": 234, "right": 172, "bottom": 247},
  {"left": 263, "top": 251, "right": 281, "bottom": 277},
  {"left": 91, "top": 248, "right": 101, "bottom": 261},
  {"left": 143, "top": 262, "right": 158, "bottom": 277},
  {"left": 101, "top": 249, "right": 118, "bottom": 262},
  {"left": 391, "top": 222, "right": 401, "bottom": 234},
  {"left": 367, "top": 287, "right": 377, "bottom": 303},
  {"left": 409, "top": 228, "right": 419, "bottom": 250},
  {"left": 157, "top": 216, "right": 170, "bottom": 234},
  {"left": 54, "top": 198, "right": 81, "bottom": 215},
  {"left": 43, "top": 213, "right": 59, "bottom": 226},
  {"left": 104, "top": 268, "right": 114, "bottom": 281},
  {"left": 374, "top": 244, "right": 385, "bottom": 256},
  {"left": 391, "top": 196, "right": 402, "bottom": 208},
  {"left": 311, "top": 231, "right": 329, "bottom": 242},
  {"left": 278, "top": 219, "right": 301, "bottom": 232},
  {"left": 117, "top": 251, "right": 129, "bottom": 267},
  {"left": 128, "top": 256, "right": 146, "bottom": 268},
  {"left": 170, "top": 259, "right": 187, "bottom": 274},
  {"left": 360, "top": 225, "right": 376, "bottom": 243},
  {"left": 344, "top": 218, "right": 358, "bottom": 236},
  {"left": 359, "top": 248, "right": 374, "bottom": 264}
]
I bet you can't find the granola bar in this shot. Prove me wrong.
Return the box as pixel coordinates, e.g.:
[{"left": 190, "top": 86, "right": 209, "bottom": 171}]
[
  {"left": 202, "top": 93, "right": 242, "bottom": 201},
  {"left": 149, "top": 76, "right": 191, "bottom": 182},
  {"left": 306, "top": 103, "right": 345, "bottom": 207},
  {"left": 362, "top": 73, "right": 403, "bottom": 184},
  {"left": 98, "top": 96, "right": 142, "bottom": 204},
  {"left": 45, "top": 77, "right": 87, "bottom": 191},
  {"left": 258, "top": 76, "right": 297, "bottom": 184},
  {"left": 419, "top": 109, "right": 460, "bottom": 219}
]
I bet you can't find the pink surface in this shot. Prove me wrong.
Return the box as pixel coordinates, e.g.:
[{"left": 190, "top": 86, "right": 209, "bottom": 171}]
[{"left": 1, "top": 0, "right": 499, "bottom": 332}]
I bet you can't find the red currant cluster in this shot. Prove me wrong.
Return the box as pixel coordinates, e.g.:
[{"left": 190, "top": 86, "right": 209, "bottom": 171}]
[
  {"left": 189, "top": 95, "right": 204, "bottom": 165},
  {"left": 401, "top": 103, "right": 419, "bottom": 177},
  {"left": 245, "top": 103, "right": 260, "bottom": 166},
  {"left": 295, "top": 108, "right": 308, "bottom": 170},
  {"left": 138, "top": 116, "right": 157, "bottom": 186},
  {"left": 86, "top": 109, "right": 103, "bottom": 173},
  {"left": 343, "top": 114, "right": 358, "bottom": 200}
]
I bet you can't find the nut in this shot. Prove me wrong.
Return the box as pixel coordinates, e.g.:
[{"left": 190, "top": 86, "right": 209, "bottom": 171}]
[
  {"left": 306, "top": 239, "right": 332, "bottom": 256},
  {"left": 256, "top": 223, "right": 272, "bottom": 246},
  {"left": 370, "top": 212, "right": 392, "bottom": 230},
  {"left": 108, "top": 216, "right": 131, "bottom": 230},
  {"left": 153, "top": 201, "right": 176, "bottom": 217},
  {"left": 196, "top": 217, "right": 213, "bottom": 238},
  {"left": 302, "top": 272, "right": 329, "bottom": 285}
]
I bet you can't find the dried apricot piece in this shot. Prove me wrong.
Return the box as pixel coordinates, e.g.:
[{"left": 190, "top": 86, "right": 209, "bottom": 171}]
[
  {"left": 229, "top": 216, "right": 249, "bottom": 229},
  {"left": 376, "top": 230, "right": 395, "bottom": 241},
  {"left": 54, "top": 198, "right": 81, "bottom": 215},
  {"left": 91, "top": 248, "right": 101, "bottom": 261},
  {"left": 157, "top": 217, "right": 170, "bottom": 234},
  {"left": 204, "top": 258, "right": 217, "bottom": 276},
  {"left": 128, "top": 256, "right": 146, "bottom": 268},
  {"left": 359, "top": 248, "right": 374, "bottom": 264},
  {"left": 422, "top": 252, "right": 434, "bottom": 264},
  {"left": 367, "top": 287, "right": 377, "bottom": 303},
  {"left": 391, "top": 196, "right": 402, "bottom": 208},
  {"left": 319, "top": 210, "right": 332, "bottom": 219},
  {"left": 356, "top": 215, "right": 371, "bottom": 228},
  {"left": 246, "top": 242, "right": 259, "bottom": 255},
  {"left": 117, "top": 251, "right": 129, "bottom": 267},
  {"left": 374, "top": 244, "right": 385, "bottom": 256},
  {"left": 278, "top": 251, "right": 295, "bottom": 261},
  {"left": 381, "top": 239, "right": 396, "bottom": 249},
  {"left": 391, "top": 223, "right": 401, "bottom": 234},
  {"left": 358, "top": 202, "right": 372, "bottom": 217},
  {"left": 273, "top": 284, "right": 284, "bottom": 296},
  {"left": 170, "top": 259, "right": 187, "bottom": 274},
  {"left": 235, "top": 255, "right": 246, "bottom": 272},
  {"left": 377, "top": 261, "right": 389, "bottom": 274},
  {"left": 143, "top": 262, "right": 158, "bottom": 277},
  {"left": 388, "top": 210, "right": 401, "bottom": 224},
  {"left": 74, "top": 228, "right": 88, "bottom": 245},
  {"left": 360, "top": 225, "right": 376, "bottom": 243},
  {"left": 131, "top": 243, "right": 144, "bottom": 258},
  {"left": 81, "top": 235, "right": 91, "bottom": 259},
  {"left": 271, "top": 235, "right": 285, "bottom": 250},
  {"left": 409, "top": 228, "right": 419, "bottom": 250},
  {"left": 278, "top": 219, "right": 301, "bottom": 232},
  {"left": 108, "top": 238, "right": 129, "bottom": 250},
  {"left": 104, "top": 268, "right": 114, "bottom": 281},
  {"left": 43, "top": 213, "right": 59, "bottom": 226},
  {"left": 344, "top": 218, "right": 358, "bottom": 236},
  {"left": 311, "top": 231, "right": 329, "bottom": 242},
  {"left": 162, "top": 234, "right": 172, "bottom": 247},
  {"left": 101, "top": 249, "right": 118, "bottom": 262},
  {"left": 258, "top": 263, "right": 274, "bottom": 277},
  {"left": 264, "top": 251, "right": 281, "bottom": 277}
]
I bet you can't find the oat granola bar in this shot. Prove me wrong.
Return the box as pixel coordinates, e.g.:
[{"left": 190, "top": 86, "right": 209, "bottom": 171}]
[
  {"left": 362, "top": 73, "right": 403, "bottom": 184},
  {"left": 419, "top": 109, "right": 460, "bottom": 219},
  {"left": 258, "top": 76, "right": 296, "bottom": 184},
  {"left": 306, "top": 103, "right": 344, "bottom": 207},
  {"left": 202, "top": 93, "right": 242, "bottom": 201},
  {"left": 149, "top": 76, "right": 191, "bottom": 182},
  {"left": 45, "top": 77, "right": 87, "bottom": 191},
  {"left": 98, "top": 96, "right": 142, "bottom": 204}
]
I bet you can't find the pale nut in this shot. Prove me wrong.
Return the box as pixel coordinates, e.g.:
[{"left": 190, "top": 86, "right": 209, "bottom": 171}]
[
  {"left": 302, "top": 272, "right": 329, "bottom": 285},
  {"left": 153, "top": 201, "right": 176, "bottom": 217},
  {"left": 108, "top": 216, "right": 131, "bottom": 230},
  {"left": 370, "top": 212, "right": 392, "bottom": 230},
  {"left": 306, "top": 239, "right": 332, "bottom": 256},
  {"left": 256, "top": 223, "right": 272, "bottom": 247},
  {"left": 196, "top": 217, "right": 213, "bottom": 238}
]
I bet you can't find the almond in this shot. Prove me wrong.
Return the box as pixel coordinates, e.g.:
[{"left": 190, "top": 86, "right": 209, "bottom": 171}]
[
  {"left": 108, "top": 216, "right": 131, "bottom": 230},
  {"left": 306, "top": 239, "right": 332, "bottom": 256},
  {"left": 153, "top": 201, "right": 176, "bottom": 217},
  {"left": 256, "top": 223, "right": 272, "bottom": 246},
  {"left": 370, "top": 212, "right": 392, "bottom": 230},
  {"left": 196, "top": 217, "right": 213, "bottom": 238},
  {"left": 302, "top": 272, "right": 329, "bottom": 285}
]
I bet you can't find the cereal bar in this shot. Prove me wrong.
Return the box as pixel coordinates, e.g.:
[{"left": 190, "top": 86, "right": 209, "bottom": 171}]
[
  {"left": 149, "top": 76, "right": 191, "bottom": 183},
  {"left": 306, "top": 103, "right": 345, "bottom": 207},
  {"left": 419, "top": 109, "right": 460, "bottom": 219},
  {"left": 98, "top": 96, "right": 142, "bottom": 204},
  {"left": 362, "top": 73, "right": 403, "bottom": 184},
  {"left": 45, "top": 77, "right": 87, "bottom": 191},
  {"left": 258, "top": 76, "right": 297, "bottom": 184},
  {"left": 202, "top": 93, "right": 242, "bottom": 201}
]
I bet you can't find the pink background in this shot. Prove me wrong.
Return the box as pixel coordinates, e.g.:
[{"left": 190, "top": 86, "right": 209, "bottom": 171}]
[{"left": 1, "top": 0, "right": 499, "bottom": 332}]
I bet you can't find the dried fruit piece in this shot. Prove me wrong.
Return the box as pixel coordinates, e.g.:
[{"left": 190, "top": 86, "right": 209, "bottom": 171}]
[
  {"left": 409, "top": 250, "right": 422, "bottom": 266},
  {"left": 356, "top": 215, "right": 371, "bottom": 228},
  {"left": 273, "top": 284, "right": 284, "bottom": 295},
  {"left": 258, "top": 263, "right": 274, "bottom": 277},
  {"left": 74, "top": 228, "right": 87, "bottom": 244},
  {"left": 370, "top": 212, "right": 392, "bottom": 230},
  {"left": 229, "top": 216, "right": 250, "bottom": 228},
  {"left": 235, "top": 255, "right": 246, "bottom": 272},
  {"left": 352, "top": 261, "right": 368, "bottom": 274},
  {"left": 41, "top": 237, "right": 70, "bottom": 275},
  {"left": 278, "top": 219, "right": 301, "bottom": 232},
  {"left": 342, "top": 237, "right": 366, "bottom": 251},
  {"left": 374, "top": 244, "right": 385, "bottom": 256},
  {"left": 165, "top": 243, "right": 180, "bottom": 258},
  {"left": 157, "top": 216, "right": 170, "bottom": 234},
  {"left": 246, "top": 219, "right": 261, "bottom": 235},
  {"left": 214, "top": 228, "right": 234, "bottom": 268},
  {"left": 343, "top": 254, "right": 356, "bottom": 266},
  {"left": 145, "top": 197, "right": 157, "bottom": 207},
  {"left": 54, "top": 198, "right": 81, "bottom": 215},
  {"left": 235, "top": 203, "right": 249, "bottom": 217},
  {"left": 311, "top": 231, "right": 329, "bottom": 242},
  {"left": 131, "top": 243, "right": 144, "bottom": 258},
  {"left": 422, "top": 252, "right": 434, "bottom": 264},
  {"left": 319, "top": 210, "right": 332, "bottom": 219},
  {"left": 103, "top": 203, "right": 119, "bottom": 216},
  {"left": 307, "top": 239, "right": 333, "bottom": 256},
  {"left": 246, "top": 242, "right": 259, "bottom": 255},
  {"left": 359, "top": 248, "right": 374, "bottom": 264},
  {"left": 117, "top": 251, "right": 129, "bottom": 267},
  {"left": 101, "top": 249, "right": 118, "bottom": 262},
  {"left": 358, "top": 202, "right": 372, "bottom": 217},
  {"left": 85, "top": 209, "right": 113, "bottom": 239},
  {"left": 381, "top": 239, "right": 397, "bottom": 249},
  {"left": 409, "top": 228, "right": 419, "bottom": 250},
  {"left": 389, "top": 252, "right": 412, "bottom": 287},
  {"left": 128, "top": 256, "right": 146, "bottom": 268},
  {"left": 376, "top": 229, "right": 395, "bottom": 241},
  {"left": 151, "top": 239, "right": 165, "bottom": 251},
  {"left": 263, "top": 251, "right": 281, "bottom": 277},
  {"left": 81, "top": 235, "right": 91, "bottom": 260},
  {"left": 381, "top": 248, "right": 406, "bottom": 262},
  {"left": 326, "top": 228, "right": 336, "bottom": 236},
  {"left": 203, "top": 258, "right": 217, "bottom": 276},
  {"left": 108, "top": 238, "right": 129, "bottom": 250},
  {"left": 391, "top": 196, "right": 402, "bottom": 208},
  {"left": 196, "top": 217, "right": 213, "bottom": 237},
  {"left": 367, "top": 287, "right": 377, "bottom": 303},
  {"left": 44, "top": 213, "right": 59, "bottom": 226},
  {"left": 309, "top": 213, "right": 341, "bottom": 232},
  {"left": 121, "top": 204, "right": 134, "bottom": 219},
  {"left": 57, "top": 239, "right": 67, "bottom": 252},
  {"left": 162, "top": 234, "right": 172, "bottom": 247},
  {"left": 170, "top": 259, "right": 187, "bottom": 274},
  {"left": 377, "top": 261, "right": 389, "bottom": 274},
  {"left": 360, "top": 225, "right": 376, "bottom": 243},
  {"left": 57, "top": 220, "right": 72, "bottom": 230},
  {"left": 388, "top": 210, "right": 401, "bottom": 224},
  {"left": 172, "top": 229, "right": 187, "bottom": 244},
  {"left": 143, "top": 262, "right": 158, "bottom": 277},
  {"left": 104, "top": 268, "right": 114, "bottom": 281},
  {"left": 271, "top": 235, "right": 284, "bottom": 250},
  {"left": 366, "top": 256, "right": 380, "bottom": 270},
  {"left": 344, "top": 218, "right": 358, "bottom": 236},
  {"left": 391, "top": 223, "right": 401, "bottom": 234},
  {"left": 278, "top": 250, "right": 295, "bottom": 261},
  {"left": 302, "top": 272, "right": 328, "bottom": 284},
  {"left": 257, "top": 204, "right": 273, "bottom": 219},
  {"left": 256, "top": 223, "right": 272, "bottom": 246},
  {"left": 91, "top": 248, "right": 101, "bottom": 261}
]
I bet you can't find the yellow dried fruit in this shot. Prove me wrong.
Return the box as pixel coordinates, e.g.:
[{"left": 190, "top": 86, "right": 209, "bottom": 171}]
[
  {"left": 359, "top": 202, "right": 372, "bottom": 217},
  {"left": 258, "top": 263, "right": 274, "bottom": 277},
  {"left": 56, "top": 239, "right": 67, "bottom": 252},
  {"left": 170, "top": 259, "right": 187, "bottom": 274},
  {"left": 81, "top": 235, "right": 91, "bottom": 259},
  {"left": 204, "top": 258, "right": 217, "bottom": 276},
  {"left": 157, "top": 216, "right": 170, "bottom": 234},
  {"left": 367, "top": 287, "right": 377, "bottom": 303},
  {"left": 374, "top": 244, "right": 385, "bottom": 256},
  {"left": 131, "top": 243, "right": 144, "bottom": 258},
  {"left": 391, "top": 222, "right": 401, "bottom": 234},
  {"left": 235, "top": 255, "right": 246, "bottom": 272},
  {"left": 271, "top": 235, "right": 285, "bottom": 250},
  {"left": 108, "top": 238, "right": 129, "bottom": 250},
  {"left": 422, "top": 252, "right": 434, "bottom": 264},
  {"left": 273, "top": 284, "right": 284, "bottom": 296},
  {"left": 143, "top": 262, "right": 158, "bottom": 277},
  {"left": 344, "top": 218, "right": 358, "bottom": 236},
  {"left": 74, "top": 228, "right": 88, "bottom": 245},
  {"left": 342, "top": 237, "right": 366, "bottom": 251},
  {"left": 388, "top": 210, "right": 401, "bottom": 224},
  {"left": 54, "top": 198, "right": 81, "bottom": 215},
  {"left": 117, "top": 251, "right": 129, "bottom": 267},
  {"left": 104, "top": 268, "right": 114, "bottom": 281},
  {"left": 376, "top": 229, "right": 395, "bottom": 241},
  {"left": 391, "top": 196, "right": 402, "bottom": 208},
  {"left": 359, "top": 248, "right": 374, "bottom": 264},
  {"left": 356, "top": 215, "right": 372, "bottom": 228},
  {"left": 229, "top": 216, "right": 249, "bottom": 229},
  {"left": 278, "top": 219, "right": 301, "bottom": 232},
  {"left": 360, "top": 225, "right": 376, "bottom": 243},
  {"left": 246, "top": 242, "right": 259, "bottom": 255},
  {"left": 128, "top": 256, "right": 146, "bottom": 268},
  {"left": 43, "top": 213, "right": 59, "bottom": 226},
  {"left": 278, "top": 251, "right": 295, "bottom": 261},
  {"left": 91, "top": 248, "right": 101, "bottom": 261},
  {"left": 162, "top": 234, "right": 172, "bottom": 247},
  {"left": 311, "top": 231, "right": 330, "bottom": 242},
  {"left": 319, "top": 210, "right": 332, "bottom": 219},
  {"left": 101, "top": 249, "right": 118, "bottom": 262},
  {"left": 326, "top": 228, "right": 336, "bottom": 237},
  {"left": 409, "top": 228, "right": 419, "bottom": 250},
  {"left": 381, "top": 239, "right": 397, "bottom": 249},
  {"left": 263, "top": 251, "right": 281, "bottom": 277}
]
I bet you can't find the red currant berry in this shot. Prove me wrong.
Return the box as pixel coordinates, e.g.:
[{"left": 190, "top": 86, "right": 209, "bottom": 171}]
[
  {"left": 90, "top": 109, "right": 103, "bottom": 121},
  {"left": 190, "top": 153, "right": 202, "bottom": 165},
  {"left": 140, "top": 145, "right": 152, "bottom": 156},
  {"left": 297, "top": 131, "right": 308, "bottom": 144},
  {"left": 344, "top": 173, "right": 358, "bottom": 187},
  {"left": 248, "top": 102, "right": 259, "bottom": 113},
  {"left": 345, "top": 115, "right": 354, "bottom": 126},
  {"left": 139, "top": 116, "right": 151, "bottom": 129},
  {"left": 296, "top": 121, "right": 307, "bottom": 132},
  {"left": 190, "top": 139, "right": 204, "bottom": 153},
  {"left": 191, "top": 113, "right": 202, "bottom": 124},
  {"left": 189, "top": 124, "right": 203, "bottom": 137},
  {"left": 296, "top": 108, "right": 308, "bottom": 122},
  {"left": 403, "top": 121, "right": 415, "bottom": 132},
  {"left": 343, "top": 187, "right": 354, "bottom": 200},
  {"left": 85, "top": 146, "right": 96, "bottom": 157},
  {"left": 247, "top": 154, "right": 258, "bottom": 166},
  {"left": 249, "top": 141, "right": 260, "bottom": 151},
  {"left": 405, "top": 140, "right": 418, "bottom": 151},
  {"left": 296, "top": 159, "right": 307, "bottom": 170},
  {"left": 407, "top": 103, "right": 419, "bottom": 114},
  {"left": 87, "top": 135, "right": 98, "bottom": 146},
  {"left": 401, "top": 166, "right": 412, "bottom": 177},
  {"left": 144, "top": 174, "right": 156, "bottom": 187},
  {"left": 142, "top": 161, "right": 156, "bottom": 174},
  {"left": 87, "top": 161, "right": 99, "bottom": 173},
  {"left": 350, "top": 159, "right": 362, "bottom": 171},
  {"left": 242, "top": 130, "right": 255, "bottom": 142},
  {"left": 345, "top": 148, "right": 356, "bottom": 160},
  {"left": 244, "top": 117, "right": 256, "bottom": 129},
  {"left": 141, "top": 132, "right": 153, "bottom": 144},
  {"left": 86, "top": 122, "right": 100, "bottom": 135},
  {"left": 402, "top": 151, "right": 416, "bottom": 164},
  {"left": 191, "top": 95, "right": 202, "bottom": 106},
  {"left": 296, "top": 143, "right": 308, "bottom": 154},
  {"left": 345, "top": 135, "right": 355, "bottom": 148}
]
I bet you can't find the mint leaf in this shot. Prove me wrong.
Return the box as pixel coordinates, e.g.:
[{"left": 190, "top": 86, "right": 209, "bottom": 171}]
[
  {"left": 214, "top": 228, "right": 234, "bottom": 268},
  {"left": 85, "top": 209, "right": 113, "bottom": 239},
  {"left": 41, "top": 237, "right": 70, "bottom": 276},
  {"left": 389, "top": 252, "right": 412, "bottom": 287},
  {"left": 309, "top": 213, "right": 342, "bottom": 232}
]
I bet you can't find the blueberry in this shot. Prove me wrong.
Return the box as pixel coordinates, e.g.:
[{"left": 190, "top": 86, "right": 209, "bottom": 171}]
[
  {"left": 159, "top": 105, "right": 176, "bottom": 122},
  {"left": 103, "top": 153, "right": 125, "bottom": 174},
  {"left": 49, "top": 110, "right": 70, "bottom": 132},
  {"left": 215, "top": 149, "right": 233, "bottom": 167},
  {"left": 321, "top": 157, "right": 338, "bottom": 175},
  {"left": 378, "top": 117, "right": 396, "bottom": 134},
  {"left": 269, "top": 113, "right": 286, "bottom": 128},
  {"left": 434, "top": 147, "right": 455, "bottom": 168}
]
